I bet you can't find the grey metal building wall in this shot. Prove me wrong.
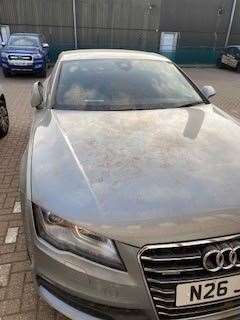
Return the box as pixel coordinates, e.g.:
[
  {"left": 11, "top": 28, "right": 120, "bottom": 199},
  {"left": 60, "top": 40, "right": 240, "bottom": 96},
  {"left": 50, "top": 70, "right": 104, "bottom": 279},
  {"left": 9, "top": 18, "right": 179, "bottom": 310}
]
[
  {"left": 0, "top": 0, "right": 240, "bottom": 63},
  {"left": 75, "top": 0, "right": 161, "bottom": 51},
  {"left": 159, "top": 0, "right": 236, "bottom": 63},
  {"left": 0, "top": 0, "right": 163, "bottom": 59},
  {"left": 0, "top": 0, "right": 75, "bottom": 60},
  {"left": 230, "top": 0, "right": 240, "bottom": 44},
  {"left": 160, "top": 0, "right": 233, "bottom": 48}
]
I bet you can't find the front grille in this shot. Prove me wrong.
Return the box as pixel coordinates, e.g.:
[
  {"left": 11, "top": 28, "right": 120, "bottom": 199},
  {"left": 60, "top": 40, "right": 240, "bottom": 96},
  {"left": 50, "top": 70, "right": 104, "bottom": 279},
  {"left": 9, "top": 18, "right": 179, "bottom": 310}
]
[
  {"left": 139, "top": 235, "right": 240, "bottom": 319},
  {"left": 8, "top": 55, "right": 32, "bottom": 61}
]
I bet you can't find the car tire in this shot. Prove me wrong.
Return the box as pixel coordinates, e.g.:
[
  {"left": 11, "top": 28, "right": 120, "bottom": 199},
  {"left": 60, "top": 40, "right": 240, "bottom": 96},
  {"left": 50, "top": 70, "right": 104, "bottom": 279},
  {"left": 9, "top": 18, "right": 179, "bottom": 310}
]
[
  {"left": 0, "top": 96, "right": 9, "bottom": 138},
  {"left": 216, "top": 58, "right": 223, "bottom": 69},
  {"left": 3, "top": 68, "right": 11, "bottom": 78}
]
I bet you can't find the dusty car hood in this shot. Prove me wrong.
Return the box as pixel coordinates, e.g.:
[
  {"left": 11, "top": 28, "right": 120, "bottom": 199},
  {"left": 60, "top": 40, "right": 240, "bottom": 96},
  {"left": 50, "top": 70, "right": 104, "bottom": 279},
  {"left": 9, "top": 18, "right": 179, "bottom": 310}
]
[{"left": 31, "top": 105, "right": 240, "bottom": 247}]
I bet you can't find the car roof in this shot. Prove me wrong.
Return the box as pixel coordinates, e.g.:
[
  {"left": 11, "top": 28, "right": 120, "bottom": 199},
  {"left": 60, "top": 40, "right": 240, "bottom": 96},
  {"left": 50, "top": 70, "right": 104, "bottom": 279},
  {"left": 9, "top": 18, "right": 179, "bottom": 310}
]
[
  {"left": 59, "top": 49, "right": 171, "bottom": 62},
  {"left": 10, "top": 33, "right": 41, "bottom": 37}
]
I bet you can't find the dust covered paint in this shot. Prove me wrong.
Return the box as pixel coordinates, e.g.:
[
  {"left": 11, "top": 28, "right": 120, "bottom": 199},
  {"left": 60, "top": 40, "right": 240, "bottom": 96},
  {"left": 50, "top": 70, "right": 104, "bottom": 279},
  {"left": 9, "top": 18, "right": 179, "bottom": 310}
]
[{"left": 31, "top": 105, "right": 240, "bottom": 246}]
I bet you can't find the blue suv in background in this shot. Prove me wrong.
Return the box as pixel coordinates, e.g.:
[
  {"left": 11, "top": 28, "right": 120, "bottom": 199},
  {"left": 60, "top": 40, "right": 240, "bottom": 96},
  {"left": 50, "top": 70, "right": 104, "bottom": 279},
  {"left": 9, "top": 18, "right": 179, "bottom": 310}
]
[{"left": 1, "top": 33, "right": 49, "bottom": 77}]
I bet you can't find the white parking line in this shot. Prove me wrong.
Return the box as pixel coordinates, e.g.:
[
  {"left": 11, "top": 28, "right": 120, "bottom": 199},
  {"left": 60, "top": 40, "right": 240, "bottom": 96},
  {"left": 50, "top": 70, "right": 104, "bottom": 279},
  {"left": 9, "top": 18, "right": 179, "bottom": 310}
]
[
  {"left": 5, "top": 227, "right": 19, "bottom": 244},
  {"left": 0, "top": 264, "right": 11, "bottom": 287},
  {"left": 13, "top": 201, "right": 21, "bottom": 213}
]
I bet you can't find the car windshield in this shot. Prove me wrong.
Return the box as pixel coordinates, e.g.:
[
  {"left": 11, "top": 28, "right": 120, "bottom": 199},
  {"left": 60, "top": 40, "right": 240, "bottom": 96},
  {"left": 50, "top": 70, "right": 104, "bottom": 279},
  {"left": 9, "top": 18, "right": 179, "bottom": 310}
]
[
  {"left": 8, "top": 35, "right": 40, "bottom": 47},
  {"left": 55, "top": 59, "right": 204, "bottom": 111}
]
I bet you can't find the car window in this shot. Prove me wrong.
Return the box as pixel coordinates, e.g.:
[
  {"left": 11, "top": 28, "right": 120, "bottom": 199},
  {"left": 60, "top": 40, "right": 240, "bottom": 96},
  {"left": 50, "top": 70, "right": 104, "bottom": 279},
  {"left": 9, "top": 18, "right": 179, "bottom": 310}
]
[
  {"left": 233, "top": 48, "right": 240, "bottom": 56},
  {"left": 8, "top": 35, "right": 40, "bottom": 47},
  {"left": 55, "top": 59, "right": 204, "bottom": 111},
  {"left": 227, "top": 47, "right": 236, "bottom": 56}
]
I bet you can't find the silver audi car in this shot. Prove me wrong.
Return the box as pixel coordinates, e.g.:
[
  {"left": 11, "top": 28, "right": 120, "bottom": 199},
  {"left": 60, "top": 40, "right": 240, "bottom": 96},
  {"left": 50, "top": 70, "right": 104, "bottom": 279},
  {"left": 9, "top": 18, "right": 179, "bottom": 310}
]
[{"left": 20, "top": 50, "right": 240, "bottom": 320}]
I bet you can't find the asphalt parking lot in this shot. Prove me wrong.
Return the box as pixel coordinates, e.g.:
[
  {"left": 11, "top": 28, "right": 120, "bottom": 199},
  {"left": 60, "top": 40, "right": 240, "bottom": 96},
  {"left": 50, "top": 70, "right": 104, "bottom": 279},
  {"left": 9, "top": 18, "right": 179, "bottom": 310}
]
[{"left": 0, "top": 66, "right": 240, "bottom": 319}]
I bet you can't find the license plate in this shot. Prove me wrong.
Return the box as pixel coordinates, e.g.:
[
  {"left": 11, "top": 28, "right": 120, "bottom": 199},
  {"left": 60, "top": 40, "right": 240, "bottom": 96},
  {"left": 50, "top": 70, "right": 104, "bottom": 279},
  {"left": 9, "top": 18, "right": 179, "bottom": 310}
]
[
  {"left": 176, "top": 275, "right": 240, "bottom": 307},
  {"left": 8, "top": 60, "right": 32, "bottom": 66},
  {"left": 221, "top": 55, "right": 228, "bottom": 64}
]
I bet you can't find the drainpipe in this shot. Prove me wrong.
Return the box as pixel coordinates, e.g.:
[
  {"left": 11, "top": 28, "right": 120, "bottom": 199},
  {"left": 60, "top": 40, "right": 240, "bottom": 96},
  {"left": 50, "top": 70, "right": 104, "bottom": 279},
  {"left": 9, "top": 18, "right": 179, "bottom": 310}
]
[
  {"left": 225, "top": 0, "right": 237, "bottom": 47},
  {"left": 72, "top": 0, "right": 78, "bottom": 49}
]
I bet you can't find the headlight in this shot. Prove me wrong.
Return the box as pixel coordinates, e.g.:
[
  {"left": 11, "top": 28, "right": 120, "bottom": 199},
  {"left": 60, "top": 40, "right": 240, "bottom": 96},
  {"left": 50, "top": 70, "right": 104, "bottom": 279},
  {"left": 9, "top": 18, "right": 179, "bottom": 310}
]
[
  {"left": 1, "top": 52, "right": 7, "bottom": 58},
  {"left": 33, "top": 204, "right": 125, "bottom": 271},
  {"left": 32, "top": 53, "right": 42, "bottom": 59}
]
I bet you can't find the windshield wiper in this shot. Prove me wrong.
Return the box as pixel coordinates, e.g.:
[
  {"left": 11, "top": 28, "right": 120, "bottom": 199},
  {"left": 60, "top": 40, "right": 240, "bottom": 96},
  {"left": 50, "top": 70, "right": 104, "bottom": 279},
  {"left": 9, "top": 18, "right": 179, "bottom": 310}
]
[{"left": 177, "top": 101, "right": 205, "bottom": 109}]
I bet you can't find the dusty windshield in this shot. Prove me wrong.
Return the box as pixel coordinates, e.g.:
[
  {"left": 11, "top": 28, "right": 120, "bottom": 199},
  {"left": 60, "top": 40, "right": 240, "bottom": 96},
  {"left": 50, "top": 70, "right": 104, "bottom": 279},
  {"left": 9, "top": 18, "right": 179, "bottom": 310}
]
[
  {"left": 55, "top": 59, "right": 204, "bottom": 111},
  {"left": 8, "top": 35, "right": 40, "bottom": 47}
]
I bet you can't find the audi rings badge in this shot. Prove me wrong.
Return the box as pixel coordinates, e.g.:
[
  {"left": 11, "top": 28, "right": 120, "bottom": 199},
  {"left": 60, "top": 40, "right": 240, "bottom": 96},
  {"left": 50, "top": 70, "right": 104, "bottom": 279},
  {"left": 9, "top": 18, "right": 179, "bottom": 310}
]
[{"left": 203, "top": 244, "right": 240, "bottom": 272}]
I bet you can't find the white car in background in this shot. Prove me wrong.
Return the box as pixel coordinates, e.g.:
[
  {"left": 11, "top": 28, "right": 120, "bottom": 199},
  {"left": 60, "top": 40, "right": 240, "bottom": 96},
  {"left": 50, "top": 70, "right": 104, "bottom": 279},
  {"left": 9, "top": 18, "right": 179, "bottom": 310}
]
[{"left": 217, "top": 46, "right": 240, "bottom": 72}]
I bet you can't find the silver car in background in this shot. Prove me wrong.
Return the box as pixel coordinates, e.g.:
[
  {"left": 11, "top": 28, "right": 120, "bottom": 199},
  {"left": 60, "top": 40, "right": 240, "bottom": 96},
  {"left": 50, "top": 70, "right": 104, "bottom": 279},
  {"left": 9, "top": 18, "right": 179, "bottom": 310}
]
[{"left": 20, "top": 50, "right": 240, "bottom": 320}]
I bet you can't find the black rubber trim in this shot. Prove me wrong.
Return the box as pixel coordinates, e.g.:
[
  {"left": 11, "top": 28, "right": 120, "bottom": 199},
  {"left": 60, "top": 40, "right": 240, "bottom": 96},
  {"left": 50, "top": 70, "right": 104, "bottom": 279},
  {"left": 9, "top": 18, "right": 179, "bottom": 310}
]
[{"left": 37, "top": 276, "right": 145, "bottom": 320}]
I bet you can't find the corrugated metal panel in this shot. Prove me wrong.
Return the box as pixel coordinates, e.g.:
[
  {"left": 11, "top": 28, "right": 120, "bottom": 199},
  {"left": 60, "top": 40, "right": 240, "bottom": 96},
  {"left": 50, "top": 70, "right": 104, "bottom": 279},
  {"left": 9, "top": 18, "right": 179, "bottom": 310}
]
[
  {"left": 0, "top": 0, "right": 240, "bottom": 63},
  {"left": 0, "top": 0, "right": 75, "bottom": 60},
  {"left": 75, "top": 0, "right": 161, "bottom": 51},
  {"left": 75, "top": 0, "right": 160, "bottom": 30},
  {"left": 0, "top": 0, "right": 73, "bottom": 26},
  {"left": 159, "top": 0, "right": 234, "bottom": 48},
  {"left": 77, "top": 28, "right": 159, "bottom": 51},
  {"left": 229, "top": 0, "right": 240, "bottom": 45},
  {"left": 0, "top": 0, "right": 161, "bottom": 57},
  {"left": 160, "top": 0, "right": 232, "bottom": 33},
  {"left": 231, "top": 0, "right": 240, "bottom": 32}
]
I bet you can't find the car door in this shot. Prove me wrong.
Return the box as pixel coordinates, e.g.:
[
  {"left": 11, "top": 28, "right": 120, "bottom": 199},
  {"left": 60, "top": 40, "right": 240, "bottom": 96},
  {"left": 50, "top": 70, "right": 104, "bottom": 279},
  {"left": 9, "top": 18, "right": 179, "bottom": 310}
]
[{"left": 221, "top": 47, "right": 238, "bottom": 68}]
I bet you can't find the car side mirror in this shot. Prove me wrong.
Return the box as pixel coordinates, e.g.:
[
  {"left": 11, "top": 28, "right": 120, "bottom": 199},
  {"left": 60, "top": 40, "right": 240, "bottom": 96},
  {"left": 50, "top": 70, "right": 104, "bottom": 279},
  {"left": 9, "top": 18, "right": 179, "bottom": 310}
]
[
  {"left": 1, "top": 42, "right": 6, "bottom": 47},
  {"left": 31, "top": 81, "right": 44, "bottom": 109},
  {"left": 42, "top": 43, "right": 49, "bottom": 49},
  {"left": 201, "top": 86, "right": 216, "bottom": 99}
]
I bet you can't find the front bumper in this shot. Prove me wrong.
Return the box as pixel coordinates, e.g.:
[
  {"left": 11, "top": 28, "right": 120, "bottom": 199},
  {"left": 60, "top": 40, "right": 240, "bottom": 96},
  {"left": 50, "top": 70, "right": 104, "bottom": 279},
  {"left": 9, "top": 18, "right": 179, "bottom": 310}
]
[
  {"left": 38, "top": 276, "right": 147, "bottom": 320},
  {"left": 22, "top": 200, "right": 154, "bottom": 320},
  {"left": 21, "top": 199, "right": 240, "bottom": 320},
  {"left": 1, "top": 59, "right": 44, "bottom": 73}
]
